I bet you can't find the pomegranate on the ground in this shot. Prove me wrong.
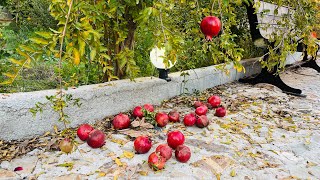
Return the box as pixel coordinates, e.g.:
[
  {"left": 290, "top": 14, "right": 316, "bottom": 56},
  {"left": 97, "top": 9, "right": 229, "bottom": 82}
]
[
  {"left": 183, "top": 113, "right": 197, "bottom": 126},
  {"left": 200, "top": 16, "right": 221, "bottom": 41},
  {"left": 59, "top": 138, "right": 73, "bottom": 153},
  {"left": 148, "top": 152, "right": 166, "bottom": 171},
  {"left": 208, "top": 95, "right": 221, "bottom": 108},
  {"left": 196, "top": 115, "right": 209, "bottom": 128},
  {"left": 134, "top": 136, "right": 152, "bottom": 154},
  {"left": 168, "top": 111, "right": 180, "bottom": 122},
  {"left": 194, "top": 101, "right": 204, "bottom": 108},
  {"left": 167, "top": 130, "right": 185, "bottom": 149},
  {"left": 132, "top": 106, "right": 143, "bottom": 118},
  {"left": 77, "top": 124, "right": 94, "bottom": 141},
  {"left": 175, "top": 145, "right": 191, "bottom": 163},
  {"left": 112, "top": 113, "right": 130, "bottom": 130},
  {"left": 156, "top": 144, "right": 172, "bottom": 161},
  {"left": 143, "top": 104, "right": 154, "bottom": 112},
  {"left": 215, "top": 107, "right": 227, "bottom": 117},
  {"left": 195, "top": 105, "right": 208, "bottom": 116},
  {"left": 87, "top": 130, "right": 105, "bottom": 148},
  {"left": 155, "top": 112, "right": 169, "bottom": 127}
]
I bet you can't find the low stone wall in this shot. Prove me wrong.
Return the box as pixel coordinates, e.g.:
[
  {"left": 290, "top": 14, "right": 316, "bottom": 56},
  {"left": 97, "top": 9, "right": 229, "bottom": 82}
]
[{"left": 0, "top": 58, "right": 261, "bottom": 141}]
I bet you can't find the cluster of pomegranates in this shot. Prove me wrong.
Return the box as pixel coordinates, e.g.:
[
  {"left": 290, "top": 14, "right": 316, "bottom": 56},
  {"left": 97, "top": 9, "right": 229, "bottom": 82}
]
[
  {"left": 77, "top": 124, "right": 105, "bottom": 148},
  {"left": 133, "top": 130, "right": 191, "bottom": 171}
]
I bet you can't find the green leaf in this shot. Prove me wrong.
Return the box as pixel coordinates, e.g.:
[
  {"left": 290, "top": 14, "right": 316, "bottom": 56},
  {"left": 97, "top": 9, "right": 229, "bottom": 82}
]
[
  {"left": 29, "top": 38, "right": 50, "bottom": 45},
  {"left": 35, "top": 31, "right": 52, "bottom": 39}
]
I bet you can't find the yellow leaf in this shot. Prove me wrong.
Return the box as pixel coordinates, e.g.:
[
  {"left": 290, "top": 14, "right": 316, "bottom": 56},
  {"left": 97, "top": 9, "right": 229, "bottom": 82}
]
[
  {"left": 98, "top": 172, "right": 106, "bottom": 177},
  {"left": 138, "top": 171, "right": 148, "bottom": 176},
  {"left": 73, "top": 48, "right": 80, "bottom": 65},
  {"left": 230, "top": 169, "right": 236, "bottom": 177},
  {"left": 121, "top": 151, "right": 134, "bottom": 159},
  {"left": 29, "top": 38, "right": 49, "bottom": 45},
  {"left": 19, "top": 45, "right": 37, "bottom": 53},
  {"left": 114, "top": 158, "right": 123, "bottom": 167},
  {"left": 35, "top": 31, "right": 52, "bottom": 39},
  {"left": 3, "top": 73, "right": 16, "bottom": 78}
]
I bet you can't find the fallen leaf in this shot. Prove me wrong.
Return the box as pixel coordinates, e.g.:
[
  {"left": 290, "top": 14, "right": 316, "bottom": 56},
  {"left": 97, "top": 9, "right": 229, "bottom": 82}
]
[
  {"left": 114, "top": 158, "right": 123, "bottom": 167},
  {"left": 230, "top": 169, "right": 236, "bottom": 177},
  {"left": 120, "top": 151, "right": 134, "bottom": 159}
]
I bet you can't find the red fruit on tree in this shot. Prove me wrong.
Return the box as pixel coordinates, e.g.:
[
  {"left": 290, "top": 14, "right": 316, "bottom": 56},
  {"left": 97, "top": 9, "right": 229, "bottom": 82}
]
[
  {"left": 77, "top": 124, "right": 94, "bottom": 141},
  {"left": 183, "top": 113, "right": 197, "bottom": 126},
  {"left": 113, "top": 113, "right": 130, "bottom": 130},
  {"left": 196, "top": 115, "right": 209, "bottom": 128},
  {"left": 132, "top": 106, "right": 143, "bottom": 118},
  {"left": 175, "top": 145, "right": 191, "bottom": 163},
  {"left": 155, "top": 112, "right": 169, "bottom": 127},
  {"left": 59, "top": 138, "right": 73, "bottom": 153},
  {"left": 168, "top": 111, "right": 180, "bottom": 122},
  {"left": 207, "top": 95, "right": 221, "bottom": 108},
  {"left": 143, "top": 104, "right": 154, "bottom": 112},
  {"left": 200, "top": 16, "right": 221, "bottom": 41},
  {"left": 156, "top": 144, "right": 172, "bottom": 161},
  {"left": 87, "top": 130, "right": 105, "bottom": 148},
  {"left": 195, "top": 105, "right": 208, "bottom": 116},
  {"left": 148, "top": 152, "right": 166, "bottom": 171},
  {"left": 134, "top": 136, "right": 152, "bottom": 154},
  {"left": 194, "top": 101, "right": 204, "bottom": 108},
  {"left": 215, "top": 107, "right": 227, "bottom": 117},
  {"left": 167, "top": 130, "right": 185, "bottom": 149}
]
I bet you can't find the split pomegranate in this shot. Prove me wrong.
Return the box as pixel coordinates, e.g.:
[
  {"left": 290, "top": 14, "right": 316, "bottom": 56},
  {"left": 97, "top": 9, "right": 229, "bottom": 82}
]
[
  {"left": 134, "top": 136, "right": 152, "bottom": 154},
  {"left": 215, "top": 107, "right": 227, "bottom": 117},
  {"left": 143, "top": 104, "right": 154, "bottom": 112},
  {"left": 59, "top": 138, "right": 73, "bottom": 153},
  {"left": 195, "top": 105, "right": 208, "bottom": 116},
  {"left": 155, "top": 112, "right": 169, "bottom": 127},
  {"left": 132, "top": 106, "right": 143, "bottom": 118},
  {"left": 156, "top": 144, "right": 172, "bottom": 161},
  {"left": 183, "top": 113, "right": 197, "bottom": 126},
  {"left": 167, "top": 130, "right": 185, "bottom": 149},
  {"left": 113, "top": 113, "right": 130, "bottom": 130},
  {"left": 87, "top": 130, "right": 105, "bottom": 148},
  {"left": 200, "top": 16, "right": 221, "bottom": 41},
  {"left": 175, "top": 145, "right": 191, "bottom": 163},
  {"left": 168, "top": 111, "right": 180, "bottom": 122},
  {"left": 207, "top": 95, "right": 221, "bottom": 108},
  {"left": 148, "top": 152, "right": 166, "bottom": 171},
  {"left": 194, "top": 101, "right": 204, "bottom": 108},
  {"left": 77, "top": 124, "right": 94, "bottom": 141},
  {"left": 196, "top": 115, "right": 209, "bottom": 128}
]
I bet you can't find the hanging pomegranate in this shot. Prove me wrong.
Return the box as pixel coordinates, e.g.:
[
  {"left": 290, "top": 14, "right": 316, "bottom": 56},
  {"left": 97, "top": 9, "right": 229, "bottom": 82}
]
[{"left": 200, "top": 16, "right": 221, "bottom": 41}]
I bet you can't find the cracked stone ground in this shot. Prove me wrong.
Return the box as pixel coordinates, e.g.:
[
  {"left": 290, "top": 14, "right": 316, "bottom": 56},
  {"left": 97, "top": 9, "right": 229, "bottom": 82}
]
[{"left": 0, "top": 65, "right": 320, "bottom": 180}]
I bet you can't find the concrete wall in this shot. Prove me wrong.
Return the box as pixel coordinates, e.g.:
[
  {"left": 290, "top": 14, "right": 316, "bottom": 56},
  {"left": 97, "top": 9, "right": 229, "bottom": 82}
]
[{"left": 0, "top": 58, "right": 261, "bottom": 141}]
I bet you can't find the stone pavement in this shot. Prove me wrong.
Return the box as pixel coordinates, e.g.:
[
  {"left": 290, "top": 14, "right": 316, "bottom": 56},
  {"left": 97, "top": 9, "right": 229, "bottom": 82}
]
[{"left": 0, "top": 65, "right": 320, "bottom": 180}]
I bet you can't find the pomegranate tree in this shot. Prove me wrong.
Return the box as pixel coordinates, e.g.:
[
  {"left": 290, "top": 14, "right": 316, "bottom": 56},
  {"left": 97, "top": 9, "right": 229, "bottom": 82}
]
[
  {"left": 175, "top": 145, "right": 191, "bottom": 163},
  {"left": 87, "top": 130, "right": 105, "bottom": 148},
  {"left": 113, "top": 113, "right": 130, "bottom": 130},
  {"left": 134, "top": 136, "right": 152, "bottom": 154},
  {"left": 77, "top": 124, "right": 94, "bottom": 141},
  {"left": 148, "top": 152, "right": 166, "bottom": 171},
  {"left": 156, "top": 144, "right": 172, "bottom": 161},
  {"left": 167, "top": 130, "right": 185, "bottom": 149},
  {"left": 200, "top": 16, "right": 221, "bottom": 41}
]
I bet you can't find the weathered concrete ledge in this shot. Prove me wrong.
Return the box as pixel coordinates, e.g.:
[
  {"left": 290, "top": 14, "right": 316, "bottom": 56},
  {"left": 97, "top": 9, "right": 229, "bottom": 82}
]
[{"left": 0, "top": 58, "right": 261, "bottom": 141}]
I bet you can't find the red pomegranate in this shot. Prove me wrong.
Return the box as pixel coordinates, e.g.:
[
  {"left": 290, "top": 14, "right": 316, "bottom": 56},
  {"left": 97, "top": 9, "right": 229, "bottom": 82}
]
[
  {"left": 195, "top": 105, "right": 208, "bottom": 116},
  {"left": 168, "top": 111, "right": 180, "bottom": 123},
  {"left": 113, "top": 113, "right": 130, "bottom": 130},
  {"left": 134, "top": 136, "right": 152, "bottom": 154},
  {"left": 132, "top": 106, "right": 143, "bottom": 118},
  {"left": 156, "top": 144, "right": 172, "bottom": 161},
  {"left": 194, "top": 101, "right": 204, "bottom": 108},
  {"left": 167, "top": 130, "right": 185, "bottom": 149},
  {"left": 87, "top": 130, "right": 105, "bottom": 148},
  {"left": 59, "top": 138, "right": 73, "bottom": 153},
  {"left": 148, "top": 152, "right": 166, "bottom": 171},
  {"left": 207, "top": 95, "right": 221, "bottom": 108},
  {"left": 196, "top": 115, "right": 209, "bottom": 128},
  {"left": 77, "top": 124, "right": 94, "bottom": 141},
  {"left": 200, "top": 16, "right": 221, "bottom": 41},
  {"left": 215, "top": 107, "right": 227, "bottom": 117},
  {"left": 183, "top": 113, "right": 197, "bottom": 126},
  {"left": 143, "top": 104, "right": 154, "bottom": 112},
  {"left": 175, "top": 145, "right": 191, "bottom": 163},
  {"left": 155, "top": 112, "right": 169, "bottom": 127}
]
